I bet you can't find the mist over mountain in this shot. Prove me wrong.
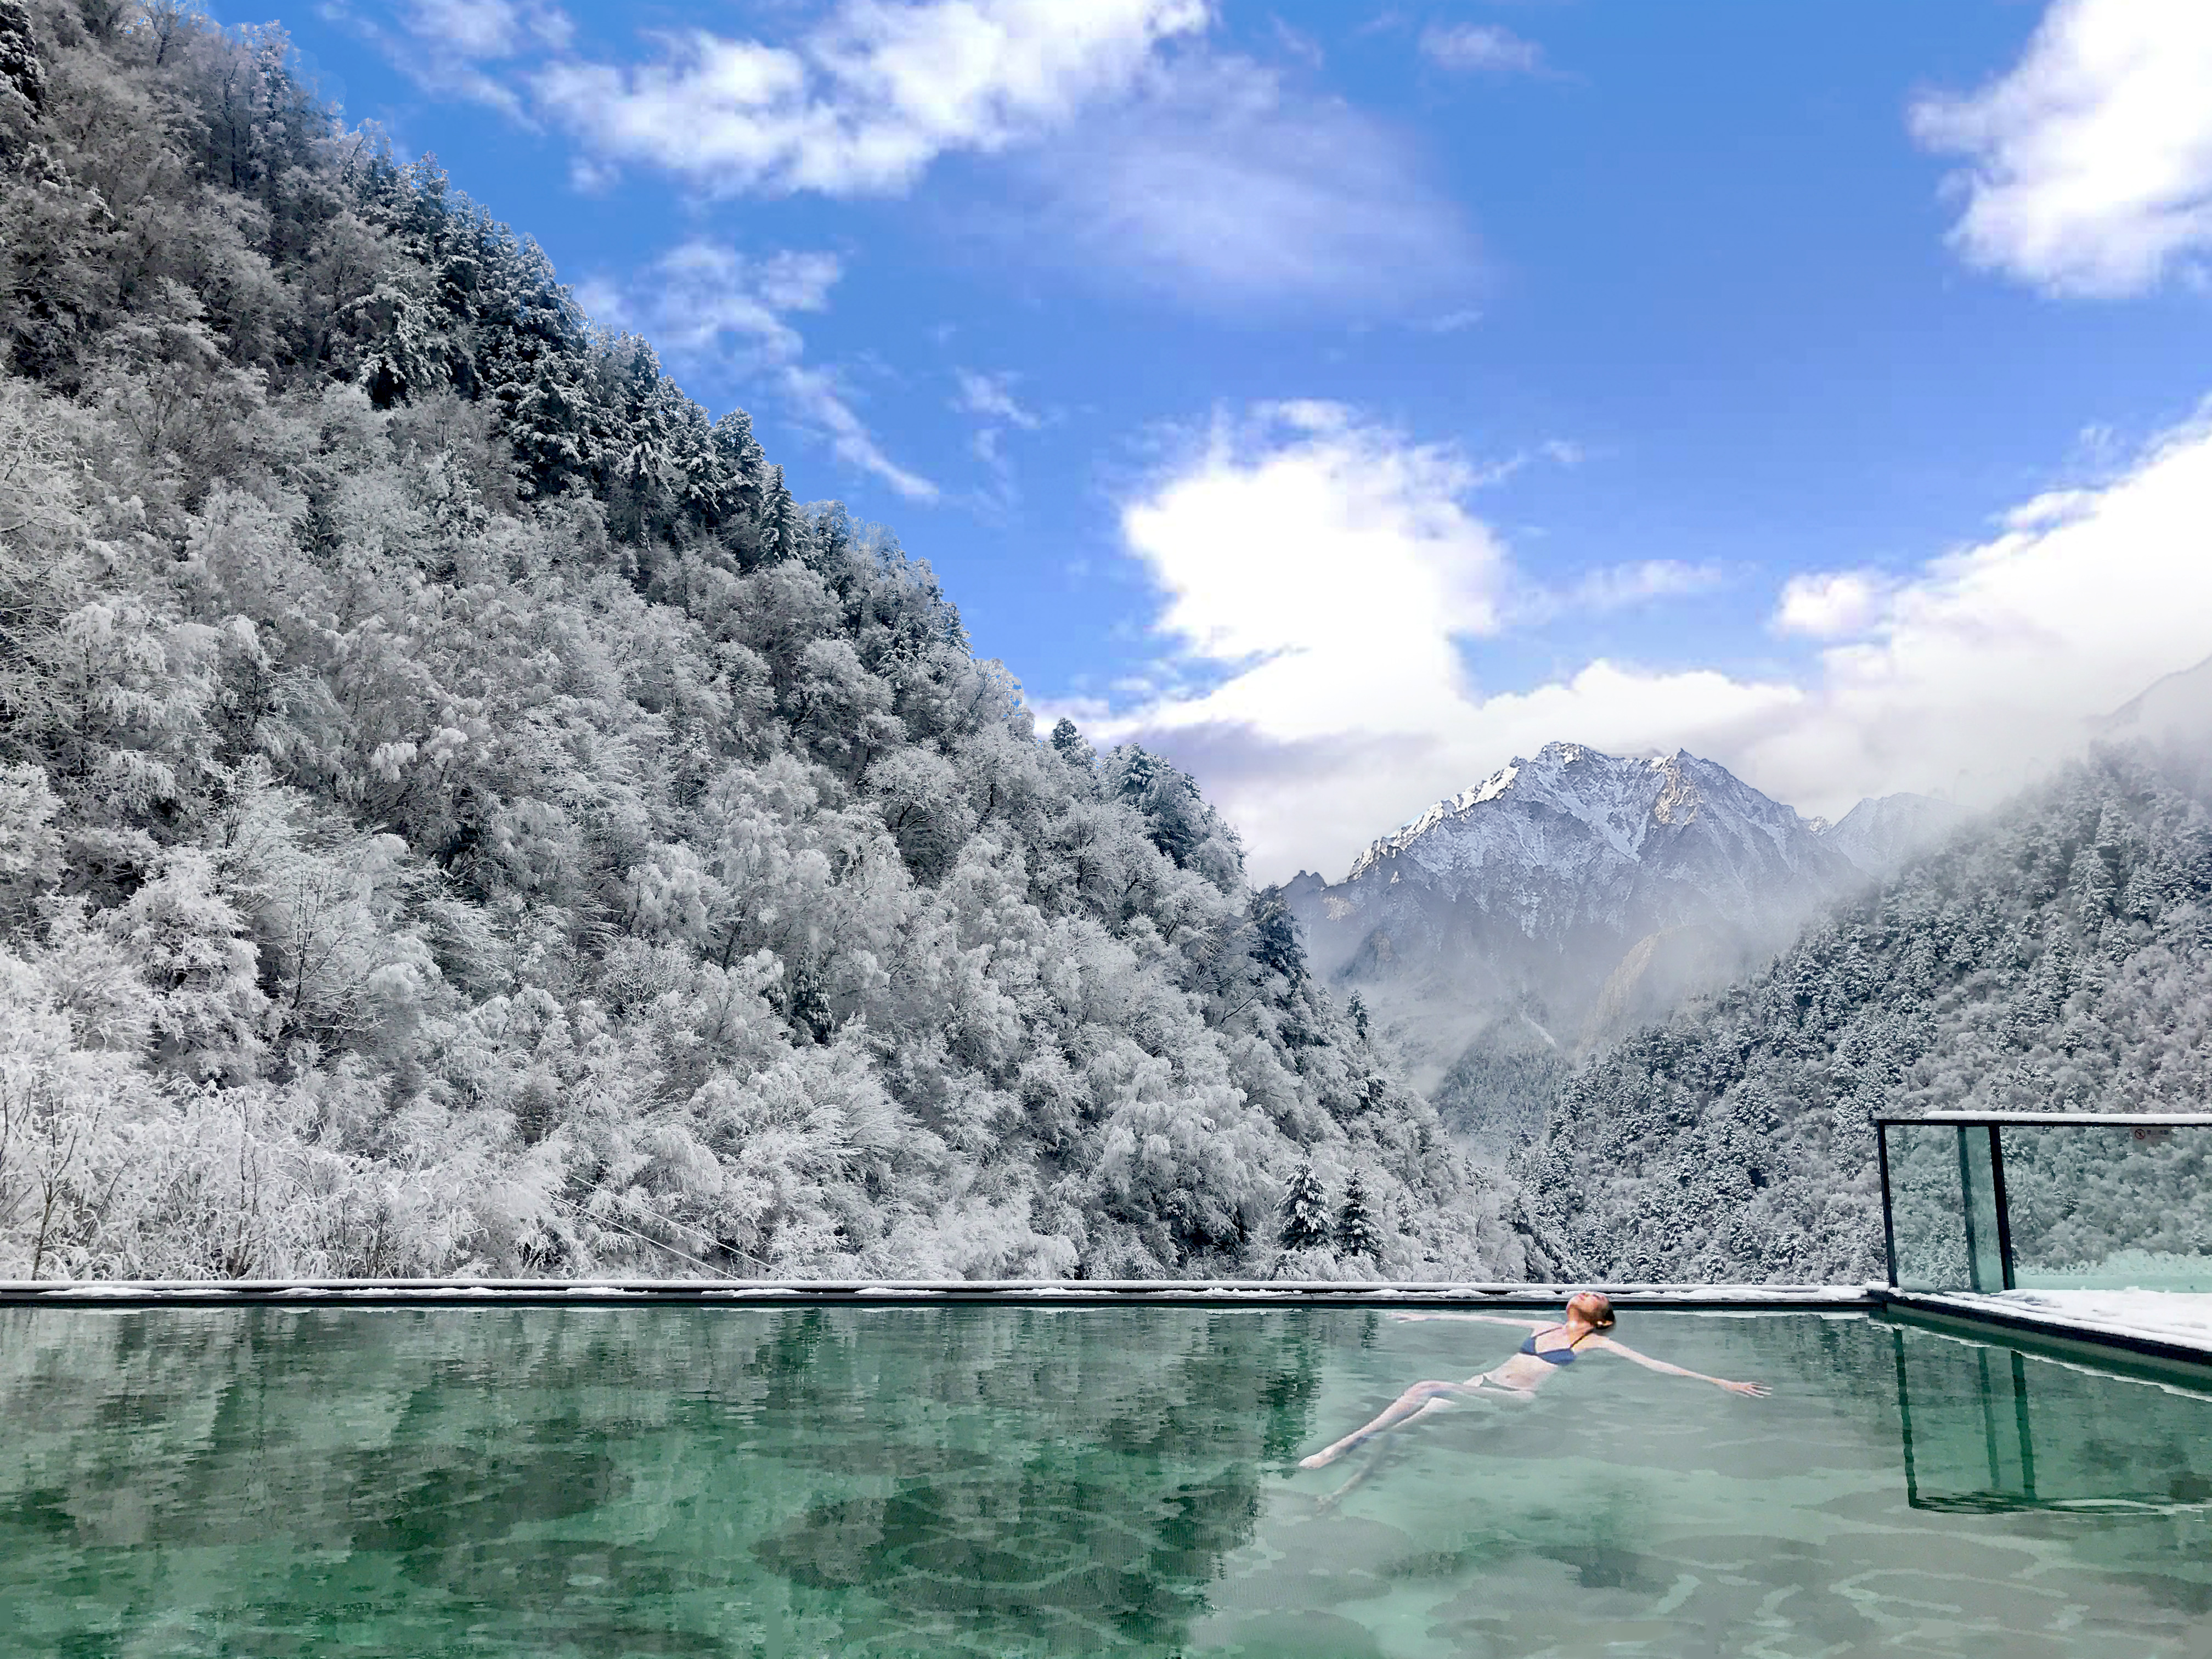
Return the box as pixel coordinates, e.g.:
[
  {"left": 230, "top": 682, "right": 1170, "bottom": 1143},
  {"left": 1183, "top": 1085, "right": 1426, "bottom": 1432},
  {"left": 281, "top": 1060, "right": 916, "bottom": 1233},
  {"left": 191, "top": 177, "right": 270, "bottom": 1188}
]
[
  {"left": 0, "top": 2, "right": 1528, "bottom": 1283},
  {"left": 1283, "top": 742, "right": 1971, "bottom": 1149},
  {"left": 1815, "top": 792, "right": 1973, "bottom": 879}
]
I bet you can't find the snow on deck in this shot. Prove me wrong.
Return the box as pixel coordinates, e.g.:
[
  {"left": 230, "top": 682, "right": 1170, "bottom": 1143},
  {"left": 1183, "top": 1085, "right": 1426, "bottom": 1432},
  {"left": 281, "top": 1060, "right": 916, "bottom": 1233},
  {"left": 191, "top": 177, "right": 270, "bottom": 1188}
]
[{"left": 1911, "top": 1289, "right": 2212, "bottom": 1362}]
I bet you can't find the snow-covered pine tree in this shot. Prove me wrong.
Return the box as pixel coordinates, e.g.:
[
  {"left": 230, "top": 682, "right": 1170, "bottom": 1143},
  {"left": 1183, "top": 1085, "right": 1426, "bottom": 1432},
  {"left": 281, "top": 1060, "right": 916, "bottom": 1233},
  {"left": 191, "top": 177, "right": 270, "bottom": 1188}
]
[
  {"left": 1336, "top": 1170, "right": 1383, "bottom": 1263},
  {"left": 1278, "top": 1159, "right": 1334, "bottom": 1253}
]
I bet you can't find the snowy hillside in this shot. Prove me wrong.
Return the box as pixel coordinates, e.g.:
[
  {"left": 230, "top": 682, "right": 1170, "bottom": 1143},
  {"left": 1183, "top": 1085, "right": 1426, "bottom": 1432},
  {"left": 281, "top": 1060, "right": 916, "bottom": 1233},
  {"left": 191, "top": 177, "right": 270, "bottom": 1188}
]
[
  {"left": 1526, "top": 747, "right": 2212, "bottom": 1283},
  {"left": 0, "top": 3, "right": 1527, "bottom": 1283}
]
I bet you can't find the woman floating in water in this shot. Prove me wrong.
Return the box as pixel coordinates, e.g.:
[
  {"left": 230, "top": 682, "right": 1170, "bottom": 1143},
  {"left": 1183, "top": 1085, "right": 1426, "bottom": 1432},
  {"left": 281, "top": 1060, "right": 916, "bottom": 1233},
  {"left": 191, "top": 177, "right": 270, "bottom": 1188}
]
[{"left": 1297, "top": 1291, "right": 1768, "bottom": 1471}]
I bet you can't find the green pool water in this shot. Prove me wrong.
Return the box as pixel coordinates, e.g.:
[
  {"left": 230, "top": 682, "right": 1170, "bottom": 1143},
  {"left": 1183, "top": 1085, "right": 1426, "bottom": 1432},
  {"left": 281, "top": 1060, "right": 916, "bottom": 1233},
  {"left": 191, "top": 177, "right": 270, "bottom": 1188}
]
[{"left": 3, "top": 1306, "right": 2209, "bottom": 1657}]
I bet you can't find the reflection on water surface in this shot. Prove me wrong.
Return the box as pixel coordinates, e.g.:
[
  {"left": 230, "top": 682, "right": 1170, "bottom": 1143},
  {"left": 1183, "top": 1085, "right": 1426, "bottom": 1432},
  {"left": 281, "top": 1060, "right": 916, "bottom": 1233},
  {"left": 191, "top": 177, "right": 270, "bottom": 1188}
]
[{"left": 2, "top": 1307, "right": 2208, "bottom": 1656}]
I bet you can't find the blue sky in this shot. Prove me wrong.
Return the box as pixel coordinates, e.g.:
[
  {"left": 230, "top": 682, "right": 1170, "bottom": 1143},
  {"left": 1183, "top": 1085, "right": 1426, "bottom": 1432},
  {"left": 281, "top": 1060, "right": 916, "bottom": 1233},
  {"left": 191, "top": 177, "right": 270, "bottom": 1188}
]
[{"left": 279, "top": 0, "right": 2212, "bottom": 879}]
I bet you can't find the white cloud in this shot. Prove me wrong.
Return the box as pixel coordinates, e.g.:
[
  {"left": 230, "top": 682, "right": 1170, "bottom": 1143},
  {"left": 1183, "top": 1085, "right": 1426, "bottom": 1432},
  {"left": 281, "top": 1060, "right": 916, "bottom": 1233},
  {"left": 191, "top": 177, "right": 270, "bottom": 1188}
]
[
  {"left": 530, "top": 0, "right": 1211, "bottom": 198},
  {"left": 1014, "top": 54, "right": 1477, "bottom": 311},
  {"left": 1116, "top": 403, "right": 1509, "bottom": 737},
  {"left": 1774, "top": 569, "right": 1888, "bottom": 638},
  {"left": 1073, "top": 402, "right": 2212, "bottom": 882},
  {"left": 596, "top": 241, "right": 937, "bottom": 502},
  {"left": 1910, "top": 0, "right": 2212, "bottom": 296},
  {"left": 1419, "top": 22, "right": 1544, "bottom": 76}
]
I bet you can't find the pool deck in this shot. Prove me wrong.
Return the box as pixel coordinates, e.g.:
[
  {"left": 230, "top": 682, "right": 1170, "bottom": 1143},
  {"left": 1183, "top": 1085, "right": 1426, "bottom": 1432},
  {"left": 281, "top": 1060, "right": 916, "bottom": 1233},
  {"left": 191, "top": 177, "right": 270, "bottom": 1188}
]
[{"left": 1877, "top": 1288, "right": 2212, "bottom": 1370}]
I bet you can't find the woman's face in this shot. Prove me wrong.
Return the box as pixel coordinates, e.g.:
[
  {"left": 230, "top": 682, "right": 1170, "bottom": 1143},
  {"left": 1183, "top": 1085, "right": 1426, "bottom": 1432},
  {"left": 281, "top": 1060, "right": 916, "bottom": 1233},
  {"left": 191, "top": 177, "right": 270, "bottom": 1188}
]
[{"left": 1567, "top": 1293, "right": 1610, "bottom": 1328}]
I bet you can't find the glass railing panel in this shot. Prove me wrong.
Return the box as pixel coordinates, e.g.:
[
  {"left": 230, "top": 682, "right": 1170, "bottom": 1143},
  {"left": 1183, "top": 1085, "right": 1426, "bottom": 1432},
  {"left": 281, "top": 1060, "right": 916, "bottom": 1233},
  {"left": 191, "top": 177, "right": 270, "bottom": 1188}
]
[
  {"left": 1884, "top": 1123, "right": 1972, "bottom": 1290},
  {"left": 1995, "top": 1124, "right": 2212, "bottom": 1293}
]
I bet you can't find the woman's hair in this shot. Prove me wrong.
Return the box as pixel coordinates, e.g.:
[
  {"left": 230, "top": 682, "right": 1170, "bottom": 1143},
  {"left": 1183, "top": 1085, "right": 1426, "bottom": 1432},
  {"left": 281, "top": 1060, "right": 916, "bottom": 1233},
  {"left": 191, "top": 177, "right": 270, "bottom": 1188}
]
[{"left": 1567, "top": 1290, "right": 1616, "bottom": 1329}]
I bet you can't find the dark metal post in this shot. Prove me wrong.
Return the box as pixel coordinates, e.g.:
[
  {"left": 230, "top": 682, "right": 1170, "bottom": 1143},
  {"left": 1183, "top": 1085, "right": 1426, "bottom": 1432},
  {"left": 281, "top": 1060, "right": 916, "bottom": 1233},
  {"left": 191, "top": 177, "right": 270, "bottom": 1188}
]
[
  {"left": 1891, "top": 1328, "right": 1924, "bottom": 1508},
  {"left": 1956, "top": 1127, "right": 1983, "bottom": 1289},
  {"left": 1987, "top": 1124, "right": 2016, "bottom": 1291},
  {"left": 2010, "top": 1351, "right": 2036, "bottom": 1501},
  {"left": 1876, "top": 1122, "right": 1900, "bottom": 1288}
]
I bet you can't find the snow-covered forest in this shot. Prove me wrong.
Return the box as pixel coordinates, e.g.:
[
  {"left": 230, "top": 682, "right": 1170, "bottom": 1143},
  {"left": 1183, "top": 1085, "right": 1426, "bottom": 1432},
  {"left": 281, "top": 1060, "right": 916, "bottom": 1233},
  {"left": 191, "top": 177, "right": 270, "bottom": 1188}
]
[
  {"left": 0, "top": 1, "right": 1531, "bottom": 1281},
  {"left": 1523, "top": 748, "right": 2212, "bottom": 1283}
]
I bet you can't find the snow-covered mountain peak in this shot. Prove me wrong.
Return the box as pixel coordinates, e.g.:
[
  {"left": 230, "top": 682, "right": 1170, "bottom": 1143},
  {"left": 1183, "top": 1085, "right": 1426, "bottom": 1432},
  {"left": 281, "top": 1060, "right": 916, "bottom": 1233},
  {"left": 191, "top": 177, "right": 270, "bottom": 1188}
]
[{"left": 1344, "top": 742, "right": 1812, "bottom": 888}]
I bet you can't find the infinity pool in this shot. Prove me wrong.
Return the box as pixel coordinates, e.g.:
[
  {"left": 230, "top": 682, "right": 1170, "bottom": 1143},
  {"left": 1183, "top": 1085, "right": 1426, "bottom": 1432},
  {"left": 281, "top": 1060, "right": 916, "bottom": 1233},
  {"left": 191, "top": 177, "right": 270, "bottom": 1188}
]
[{"left": 3, "top": 1306, "right": 2208, "bottom": 1656}]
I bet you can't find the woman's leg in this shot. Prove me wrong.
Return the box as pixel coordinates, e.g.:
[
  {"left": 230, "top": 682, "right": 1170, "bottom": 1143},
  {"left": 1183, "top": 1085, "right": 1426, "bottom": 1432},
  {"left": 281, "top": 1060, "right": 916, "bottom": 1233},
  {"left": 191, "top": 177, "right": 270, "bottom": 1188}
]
[
  {"left": 1317, "top": 1436, "right": 1401, "bottom": 1510},
  {"left": 1298, "top": 1379, "right": 1475, "bottom": 1470}
]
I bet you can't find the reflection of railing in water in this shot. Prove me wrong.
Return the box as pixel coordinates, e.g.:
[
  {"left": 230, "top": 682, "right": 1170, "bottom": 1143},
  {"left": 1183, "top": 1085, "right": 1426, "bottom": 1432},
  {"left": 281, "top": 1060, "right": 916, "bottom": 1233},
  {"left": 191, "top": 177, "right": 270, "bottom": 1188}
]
[
  {"left": 1889, "top": 1326, "right": 2212, "bottom": 1515},
  {"left": 1876, "top": 1112, "right": 2212, "bottom": 1294}
]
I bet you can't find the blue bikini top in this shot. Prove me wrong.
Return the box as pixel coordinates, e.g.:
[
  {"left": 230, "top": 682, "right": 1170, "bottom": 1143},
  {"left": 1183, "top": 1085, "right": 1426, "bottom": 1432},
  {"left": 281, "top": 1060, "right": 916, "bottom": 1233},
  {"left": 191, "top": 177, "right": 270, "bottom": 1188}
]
[{"left": 1520, "top": 1324, "right": 1585, "bottom": 1365}]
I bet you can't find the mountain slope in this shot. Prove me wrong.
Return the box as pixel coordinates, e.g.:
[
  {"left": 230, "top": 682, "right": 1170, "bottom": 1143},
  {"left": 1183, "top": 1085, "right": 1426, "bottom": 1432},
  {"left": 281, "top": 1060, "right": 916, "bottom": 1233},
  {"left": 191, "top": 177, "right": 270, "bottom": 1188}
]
[
  {"left": 0, "top": 3, "right": 1524, "bottom": 1281},
  {"left": 1525, "top": 747, "right": 2212, "bottom": 1282}
]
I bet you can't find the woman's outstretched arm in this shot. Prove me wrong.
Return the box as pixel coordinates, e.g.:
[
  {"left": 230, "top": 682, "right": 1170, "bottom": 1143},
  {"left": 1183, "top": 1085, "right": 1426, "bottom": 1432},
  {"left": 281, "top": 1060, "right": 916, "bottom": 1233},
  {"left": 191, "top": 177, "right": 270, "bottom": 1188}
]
[{"left": 1587, "top": 1338, "right": 1768, "bottom": 1396}]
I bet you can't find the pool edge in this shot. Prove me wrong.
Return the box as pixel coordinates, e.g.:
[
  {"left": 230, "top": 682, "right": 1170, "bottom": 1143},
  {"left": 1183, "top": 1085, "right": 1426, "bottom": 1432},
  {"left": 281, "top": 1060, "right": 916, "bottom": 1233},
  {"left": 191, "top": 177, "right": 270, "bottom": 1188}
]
[{"left": 0, "top": 1278, "right": 1880, "bottom": 1311}]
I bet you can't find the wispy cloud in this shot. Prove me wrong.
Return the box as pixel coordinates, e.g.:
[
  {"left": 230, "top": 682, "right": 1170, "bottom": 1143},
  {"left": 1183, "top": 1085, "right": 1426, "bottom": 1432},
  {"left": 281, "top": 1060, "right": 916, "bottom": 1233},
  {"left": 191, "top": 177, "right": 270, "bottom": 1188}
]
[
  {"left": 1566, "top": 559, "right": 1725, "bottom": 612},
  {"left": 1910, "top": 0, "right": 2212, "bottom": 296},
  {"left": 590, "top": 241, "right": 937, "bottom": 502},
  {"left": 1419, "top": 22, "right": 1544, "bottom": 76},
  {"left": 778, "top": 364, "right": 939, "bottom": 503},
  {"left": 326, "top": 0, "right": 572, "bottom": 115},
  {"left": 528, "top": 0, "right": 1211, "bottom": 198},
  {"left": 952, "top": 369, "right": 1043, "bottom": 430},
  {"left": 341, "top": 0, "right": 1461, "bottom": 314},
  {"left": 947, "top": 368, "right": 1046, "bottom": 509},
  {"left": 1011, "top": 54, "right": 1477, "bottom": 312},
  {"left": 1497, "top": 557, "right": 1727, "bottom": 629},
  {"left": 1068, "top": 400, "right": 2212, "bottom": 881},
  {"left": 402, "top": 0, "right": 569, "bottom": 58}
]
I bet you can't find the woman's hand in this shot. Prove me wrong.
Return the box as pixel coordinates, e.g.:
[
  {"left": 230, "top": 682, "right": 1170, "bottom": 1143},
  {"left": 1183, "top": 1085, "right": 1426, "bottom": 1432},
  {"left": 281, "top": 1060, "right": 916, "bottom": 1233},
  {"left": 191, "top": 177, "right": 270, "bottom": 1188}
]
[{"left": 1718, "top": 1379, "right": 1769, "bottom": 1397}]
